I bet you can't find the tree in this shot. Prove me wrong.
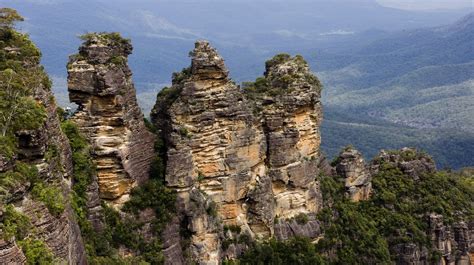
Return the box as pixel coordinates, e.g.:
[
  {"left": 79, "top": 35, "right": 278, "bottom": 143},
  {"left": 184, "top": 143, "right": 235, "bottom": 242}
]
[
  {"left": 0, "top": 69, "right": 46, "bottom": 137},
  {"left": 0, "top": 8, "right": 23, "bottom": 29}
]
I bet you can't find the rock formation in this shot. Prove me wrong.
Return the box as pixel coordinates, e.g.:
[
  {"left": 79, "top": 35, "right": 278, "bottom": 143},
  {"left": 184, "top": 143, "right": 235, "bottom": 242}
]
[
  {"left": 151, "top": 41, "right": 324, "bottom": 264},
  {"left": 334, "top": 146, "right": 372, "bottom": 201},
  {"left": 67, "top": 33, "right": 155, "bottom": 205}
]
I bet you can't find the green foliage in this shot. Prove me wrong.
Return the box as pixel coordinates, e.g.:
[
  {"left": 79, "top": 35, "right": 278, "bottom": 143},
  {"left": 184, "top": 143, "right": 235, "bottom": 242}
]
[
  {"left": 0, "top": 161, "right": 38, "bottom": 203},
  {"left": 171, "top": 67, "right": 191, "bottom": 85},
  {"left": 0, "top": 8, "right": 23, "bottom": 29},
  {"left": 206, "top": 200, "right": 218, "bottom": 218},
  {"left": 243, "top": 53, "right": 321, "bottom": 101},
  {"left": 0, "top": 18, "right": 49, "bottom": 138},
  {"left": 315, "top": 158, "right": 474, "bottom": 263},
  {"left": 98, "top": 204, "right": 165, "bottom": 264},
  {"left": 0, "top": 204, "right": 31, "bottom": 240},
  {"left": 0, "top": 69, "right": 47, "bottom": 137},
  {"left": 44, "top": 143, "right": 59, "bottom": 162},
  {"left": 0, "top": 135, "right": 16, "bottom": 159},
  {"left": 61, "top": 120, "right": 103, "bottom": 260},
  {"left": 109, "top": 55, "right": 126, "bottom": 66},
  {"left": 316, "top": 200, "right": 392, "bottom": 264},
  {"left": 18, "top": 238, "right": 54, "bottom": 265},
  {"left": 31, "top": 182, "right": 65, "bottom": 216},
  {"left": 265, "top": 53, "right": 291, "bottom": 70},
  {"left": 61, "top": 120, "right": 94, "bottom": 203},
  {"left": 179, "top": 126, "right": 190, "bottom": 138},
  {"left": 1, "top": 204, "right": 55, "bottom": 264},
  {"left": 233, "top": 237, "right": 327, "bottom": 265},
  {"left": 242, "top": 77, "right": 269, "bottom": 96},
  {"left": 294, "top": 213, "right": 309, "bottom": 225},
  {"left": 79, "top": 32, "right": 130, "bottom": 46},
  {"left": 122, "top": 178, "right": 176, "bottom": 232},
  {"left": 224, "top": 224, "right": 242, "bottom": 234}
]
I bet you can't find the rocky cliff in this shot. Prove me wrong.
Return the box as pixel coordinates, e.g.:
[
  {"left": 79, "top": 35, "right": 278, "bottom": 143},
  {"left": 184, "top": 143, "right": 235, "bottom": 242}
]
[
  {"left": 151, "top": 41, "right": 324, "bottom": 264},
  {"left": 0, "top": 21, "right": 86, "bottom": 263},
  {"left": 67, "top": 33, "right": 155, "bottom": 205}
]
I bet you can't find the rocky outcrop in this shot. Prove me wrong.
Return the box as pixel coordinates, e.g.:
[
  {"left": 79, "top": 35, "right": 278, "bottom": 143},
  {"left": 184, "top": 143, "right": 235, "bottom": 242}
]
[
  {"left": 334, "top": 147, "right": 372, "bottom": 201},
  {"left": 67, "top": 33, "right": 155, "bottom": 205},
  {"left": 371, "top": 147, "right": 436, "bottom": 179},
  {"left": 151, "top": 41, "right": 323, "bottom": 264}
]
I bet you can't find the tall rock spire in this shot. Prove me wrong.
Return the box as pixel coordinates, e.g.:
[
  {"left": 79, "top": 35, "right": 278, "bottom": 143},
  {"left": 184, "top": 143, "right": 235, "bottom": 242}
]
[
  {"left": 67, "top": 33, "right": 155, "bottom": 205},
  {"left": 151, "top": 41, "right": 324, "bottom": 264}
]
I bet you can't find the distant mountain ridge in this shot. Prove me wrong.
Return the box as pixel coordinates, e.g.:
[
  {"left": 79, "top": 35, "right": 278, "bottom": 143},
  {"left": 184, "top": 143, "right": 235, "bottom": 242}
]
[{"left": 317, "top": 13, "right": 474, "bottom": 168}]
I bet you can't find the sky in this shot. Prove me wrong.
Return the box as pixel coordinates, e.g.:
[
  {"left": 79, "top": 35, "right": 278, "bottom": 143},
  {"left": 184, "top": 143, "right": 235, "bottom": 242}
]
[
  {"left": 16, "top": 0, "right": 474, "bottom": 11},
  {"left": 376, "top": 0, "right": 472, "bottom": 10}
]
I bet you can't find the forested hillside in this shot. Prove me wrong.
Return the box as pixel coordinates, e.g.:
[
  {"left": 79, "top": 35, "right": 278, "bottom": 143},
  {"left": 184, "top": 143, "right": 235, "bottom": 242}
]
[{"left": 315, "top": 13, "right": 474, "bottom": 168}]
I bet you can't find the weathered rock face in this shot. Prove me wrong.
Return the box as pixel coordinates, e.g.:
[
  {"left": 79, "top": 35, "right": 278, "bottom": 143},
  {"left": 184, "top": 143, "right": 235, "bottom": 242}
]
[
  {"left": 334, "top": 147, "right": 372, "bottom": 201},
  {"left": 0, "top": 239, "right": 26, "bottom": 264},
  {"left": 151, "top": 41, "right": 323, "bottom": 264},
  {"left": 67, "top": 33, "right": 155, "bottom": 204}
]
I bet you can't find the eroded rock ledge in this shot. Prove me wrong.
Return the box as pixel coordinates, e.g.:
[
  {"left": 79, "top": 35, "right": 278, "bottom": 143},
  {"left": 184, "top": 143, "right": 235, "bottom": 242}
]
[
  {"left": 67, "top": 33, "right": 155, "bottom": 205},
  {"left": 151, "top": 41, "right": 324, "bottom": 264}
]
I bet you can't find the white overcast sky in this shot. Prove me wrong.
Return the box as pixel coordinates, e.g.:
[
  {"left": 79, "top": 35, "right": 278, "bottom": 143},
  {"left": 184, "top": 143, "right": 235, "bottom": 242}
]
[{"left": 376, "top": 0, "right": 473, "bottom": 10}]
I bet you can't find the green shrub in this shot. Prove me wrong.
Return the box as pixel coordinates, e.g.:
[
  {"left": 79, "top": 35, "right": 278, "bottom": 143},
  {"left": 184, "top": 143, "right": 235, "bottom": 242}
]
[
  {"left": 31, "top": 182, "right": 65, "bottom": 216},
  {"left": 0, "top": 204, "right": 31, "bottom": 240},
  {"left": 0, "top": 135, "right": 16, "bottom": 159},
  {"left": 0, "top": 161, "right": 38, "bottom": 203},
  {"left": 235, "top": 237, "right": 327, "bottom": 265},
  {"left": 122, "top": 178, "right": 176, "bottom": 231},
  {"left": 206, "top": 200, "right": 218, "bottom": 218},
  {"left": 109, "top": 55, "right": 126, "bottom": 66},
  {"left": 18, "top": 238, "right": 54, "bottom": 265},
  {"left": 224, "top": 224, "right": 242, "bottom": 234},
  {"left": 294, "top": 213, "right": 309, "bottom": 225},
  {"left": 79, "top": 32, "right": 130, "bottom": 47}
]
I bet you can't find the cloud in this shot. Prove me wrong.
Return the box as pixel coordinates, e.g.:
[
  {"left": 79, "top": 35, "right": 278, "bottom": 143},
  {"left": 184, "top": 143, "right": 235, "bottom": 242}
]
[
  {"left": 134, "top": 10, "right": 199, "bottom": 38},
  {"left": 320, "top": 30, "right": 355, "bottom": 36},
  {"left": 273, "top": 29, "right": 307, "bottom": 39}
]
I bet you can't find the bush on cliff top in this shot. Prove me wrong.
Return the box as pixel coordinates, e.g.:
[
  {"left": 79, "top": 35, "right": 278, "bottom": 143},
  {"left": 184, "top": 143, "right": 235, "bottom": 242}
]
[{"left": 79, "top": 32, "right": 131, "bottom": 46}]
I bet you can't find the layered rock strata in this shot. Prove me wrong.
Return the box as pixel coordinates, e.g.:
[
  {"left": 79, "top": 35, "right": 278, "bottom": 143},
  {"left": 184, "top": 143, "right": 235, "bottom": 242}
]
[
  {"left": 67, "top": 33, "right": 155, "bottom": 204},
  {"left": 151, "top": 41, "right": 323, "bottom": 264}
]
